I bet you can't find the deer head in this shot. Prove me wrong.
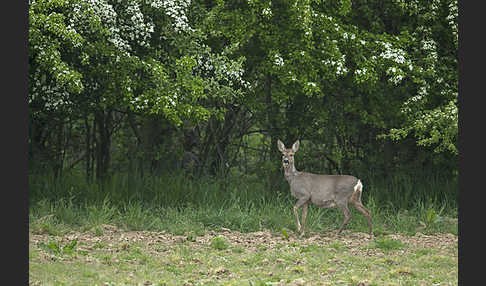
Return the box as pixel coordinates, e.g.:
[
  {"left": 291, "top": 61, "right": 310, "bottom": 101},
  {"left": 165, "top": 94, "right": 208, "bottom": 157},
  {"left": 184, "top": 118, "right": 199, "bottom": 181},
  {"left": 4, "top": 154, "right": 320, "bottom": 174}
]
[{"left": 277, "top": 139, "right": 299, "bottom": 171}]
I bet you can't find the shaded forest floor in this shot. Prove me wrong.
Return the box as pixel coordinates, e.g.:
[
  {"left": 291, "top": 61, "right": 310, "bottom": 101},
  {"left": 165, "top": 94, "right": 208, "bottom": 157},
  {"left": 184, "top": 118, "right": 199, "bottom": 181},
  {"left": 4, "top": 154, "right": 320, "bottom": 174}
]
[{"left": 29, "top": 225, "right": 457, "bottom": 286}]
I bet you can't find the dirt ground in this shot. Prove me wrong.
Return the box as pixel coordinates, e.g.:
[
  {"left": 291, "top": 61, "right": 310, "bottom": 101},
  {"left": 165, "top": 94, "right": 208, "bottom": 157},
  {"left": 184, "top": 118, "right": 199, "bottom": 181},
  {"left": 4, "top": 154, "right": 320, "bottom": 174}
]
[{"left": 29, "top": 224, "right": 458, "bottom": 260}]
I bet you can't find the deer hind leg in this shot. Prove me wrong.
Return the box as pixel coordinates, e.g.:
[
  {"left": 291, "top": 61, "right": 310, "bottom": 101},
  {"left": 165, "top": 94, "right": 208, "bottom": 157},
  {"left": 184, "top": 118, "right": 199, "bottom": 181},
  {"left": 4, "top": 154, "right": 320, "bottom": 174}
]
[
  {"left": 337, "top": 203, "right": 351, "bottom": 235},
  {"left": 350, "top": 183, "right": 373, "bottom": 237},
  {"left": 352, "top": 201, "right": 373, "bottom": 237}
]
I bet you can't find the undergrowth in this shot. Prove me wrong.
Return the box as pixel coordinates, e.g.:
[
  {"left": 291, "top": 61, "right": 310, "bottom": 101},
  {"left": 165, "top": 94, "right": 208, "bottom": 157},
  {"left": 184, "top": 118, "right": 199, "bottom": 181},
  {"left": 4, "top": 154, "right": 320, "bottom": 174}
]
[{"left": 28, "top": 171, "right": 458, "bottom": 236}]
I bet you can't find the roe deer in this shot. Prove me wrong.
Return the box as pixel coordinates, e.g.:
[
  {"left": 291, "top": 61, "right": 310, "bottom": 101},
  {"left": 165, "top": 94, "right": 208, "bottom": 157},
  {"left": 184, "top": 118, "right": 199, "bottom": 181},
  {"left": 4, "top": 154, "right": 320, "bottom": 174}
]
[{"left": 277, "top": 140, "right": 373, "bottom": 238}]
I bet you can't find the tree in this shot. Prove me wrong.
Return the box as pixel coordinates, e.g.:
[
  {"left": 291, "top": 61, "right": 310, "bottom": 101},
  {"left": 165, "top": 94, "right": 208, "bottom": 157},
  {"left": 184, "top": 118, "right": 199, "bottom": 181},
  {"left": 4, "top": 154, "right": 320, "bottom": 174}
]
[
  {"left": 28, "top": 0, "right": 458, "bottom": 187},
  {"left": 28, "top": 0, "right": 252, "bottom": 179}
]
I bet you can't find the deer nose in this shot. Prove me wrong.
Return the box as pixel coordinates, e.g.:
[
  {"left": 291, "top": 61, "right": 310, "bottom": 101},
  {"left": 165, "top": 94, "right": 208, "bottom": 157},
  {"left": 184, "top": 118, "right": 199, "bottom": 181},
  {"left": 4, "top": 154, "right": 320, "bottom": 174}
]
[{"left": 283, "top": 159, "right": 289, "bottom": 164}]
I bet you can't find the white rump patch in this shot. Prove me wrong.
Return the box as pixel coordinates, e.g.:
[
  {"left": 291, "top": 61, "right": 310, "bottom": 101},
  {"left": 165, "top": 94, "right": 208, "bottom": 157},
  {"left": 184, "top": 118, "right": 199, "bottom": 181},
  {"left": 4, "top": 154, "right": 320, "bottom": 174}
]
[{"left": 354, "top": 180, "right": 363, "bottom": 192}]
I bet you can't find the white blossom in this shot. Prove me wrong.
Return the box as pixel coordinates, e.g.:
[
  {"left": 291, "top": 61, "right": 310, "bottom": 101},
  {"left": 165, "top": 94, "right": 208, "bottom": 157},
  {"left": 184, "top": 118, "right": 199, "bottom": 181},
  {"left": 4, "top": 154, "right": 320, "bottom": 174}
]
[
  {"left": 335, "top": 54, "right": 347, "bottom": 75},
  {"left": 69, "top": 0, "right": 156, "bottom": 51},
  {"left": 194, "top": 46, "right": 251, "bottom": 90},
  {"left": 322, "top": 54, "right": 347, "bottom": 76},
  {"left": 274, "top": 54, "right": 284, "bottom": 67},
  {"left": 378, "top": 41, "right": 408, "bottom": 65},
  {"left": 262, "top": 7, "right": 272, "bottom": 16},
  {"left": 148, "top": 0, "right": 193, "bottom": 33}
]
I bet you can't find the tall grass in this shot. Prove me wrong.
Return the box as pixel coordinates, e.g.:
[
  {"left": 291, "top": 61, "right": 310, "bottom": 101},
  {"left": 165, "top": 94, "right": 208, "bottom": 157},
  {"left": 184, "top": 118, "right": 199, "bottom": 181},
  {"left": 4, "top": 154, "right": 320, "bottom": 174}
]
[
  {"left": 364, "top": 172, "right": 458, "bottom": 215},
  {"left": 28, "top": 170, "right": 458, "bottom": 236}
]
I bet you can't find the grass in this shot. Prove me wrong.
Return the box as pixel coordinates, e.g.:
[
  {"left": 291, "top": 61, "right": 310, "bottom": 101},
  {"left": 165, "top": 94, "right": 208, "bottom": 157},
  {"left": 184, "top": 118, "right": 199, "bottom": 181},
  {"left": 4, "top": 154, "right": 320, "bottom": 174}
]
[
  {"left": 29, "top": 229, "right": 458, "bottom": 286},
  {"left": 29, "top": 171, "right": 458, "bottom": 285},
  {"left": 210, "top": 236, "right": 230, "bottom": 250},
  {"left": 29, "top": 194, "right": 457, "bottom": 239},
  {"left": 29, "top": 171, "right": 458, "bottom": 237},
  {"left": 371, "top": 237, "right": 406, "bottom": 252}
]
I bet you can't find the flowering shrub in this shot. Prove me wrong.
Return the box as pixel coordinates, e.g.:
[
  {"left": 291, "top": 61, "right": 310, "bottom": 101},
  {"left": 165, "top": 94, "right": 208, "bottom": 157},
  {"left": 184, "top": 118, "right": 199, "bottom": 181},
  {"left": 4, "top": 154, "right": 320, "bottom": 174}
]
[{"left": 28, "top": 0, "right": 458, "bottom": 156}]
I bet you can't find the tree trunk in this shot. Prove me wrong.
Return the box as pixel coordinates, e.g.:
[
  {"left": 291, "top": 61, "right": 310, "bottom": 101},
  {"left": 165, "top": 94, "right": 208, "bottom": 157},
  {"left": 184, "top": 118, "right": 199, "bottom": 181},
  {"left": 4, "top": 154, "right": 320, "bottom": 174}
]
[
  {"left": 53, "top": 120, "right": 64, "bottom": 180},
  {"left": 264, "top": 74, "right": 282, "bottom": 191},
  {"left": 84, "top": 115, "right": 92, "bottom": 182},
  {"left": 95, "top": 110, "right": 112, "bottom": 182}
]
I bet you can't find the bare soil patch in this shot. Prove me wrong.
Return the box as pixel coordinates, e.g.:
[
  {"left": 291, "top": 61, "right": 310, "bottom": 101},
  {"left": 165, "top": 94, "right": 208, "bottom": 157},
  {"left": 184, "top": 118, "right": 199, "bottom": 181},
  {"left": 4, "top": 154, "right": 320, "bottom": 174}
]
[{"left": 30, "top": 225, "right": 457, "bottom": 261}]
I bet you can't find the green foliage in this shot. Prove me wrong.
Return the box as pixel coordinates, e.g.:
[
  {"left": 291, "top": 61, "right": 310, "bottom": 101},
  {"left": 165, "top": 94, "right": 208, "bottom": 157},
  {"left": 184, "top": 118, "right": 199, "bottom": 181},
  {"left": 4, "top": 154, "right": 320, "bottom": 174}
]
[
  {"left": 37, "top": 238, "right": 78, "bottom": 255},
  {"left": 372, "top": 237, "right": 406, "bottom": 252},
  {"left": 211, "top": 236, "right": 229, "bottom": 250},
  {"left": 418, "top": 202, "right": 446, "bottom": 230},
  {"left": 280, "top": 228, "right": 289, "bottom": 240},
  {"left": 299, "top": 244, "right": 320, "bottom": 253}
]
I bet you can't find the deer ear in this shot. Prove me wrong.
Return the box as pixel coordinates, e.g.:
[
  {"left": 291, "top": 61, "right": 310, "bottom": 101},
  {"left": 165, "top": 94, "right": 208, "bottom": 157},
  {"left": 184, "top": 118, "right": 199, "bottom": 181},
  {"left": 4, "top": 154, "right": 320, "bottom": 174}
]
[
  {"left": 292, "top": 140, "right": 300, "bottom": 152},
  {"left": 277, "top": 139, "right": 285, "bottom": 152}
]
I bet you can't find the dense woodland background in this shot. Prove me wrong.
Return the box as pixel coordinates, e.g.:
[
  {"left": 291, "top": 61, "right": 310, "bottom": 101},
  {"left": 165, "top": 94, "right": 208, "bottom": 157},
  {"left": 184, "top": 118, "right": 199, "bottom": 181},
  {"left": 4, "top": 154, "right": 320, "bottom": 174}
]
[{"left": 28, "top": 0, "right": 458, "bottom": 211}]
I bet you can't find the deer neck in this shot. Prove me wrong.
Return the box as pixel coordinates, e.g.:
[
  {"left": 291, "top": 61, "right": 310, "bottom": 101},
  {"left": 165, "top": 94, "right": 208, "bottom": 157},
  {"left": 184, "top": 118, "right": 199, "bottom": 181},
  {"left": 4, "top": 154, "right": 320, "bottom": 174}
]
[{"left": 283, "top": 164, "right": 298, "bottom": 181}]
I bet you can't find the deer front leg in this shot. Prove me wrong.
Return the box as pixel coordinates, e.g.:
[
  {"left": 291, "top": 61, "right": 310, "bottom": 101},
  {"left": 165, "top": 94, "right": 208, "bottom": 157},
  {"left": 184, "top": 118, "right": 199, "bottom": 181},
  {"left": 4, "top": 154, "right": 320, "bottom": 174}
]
[
  {"left": 300, "top": 202, "right": 309, "bottom": 237},
  {"left": 293, "top": 198, "right": 309, "bottom": 234},
  {"left": 337, "top": 203, "right": 351, "bottom": 235},
  {"left": 293, "top": 204, "right": 301, "bottom": 233}
]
